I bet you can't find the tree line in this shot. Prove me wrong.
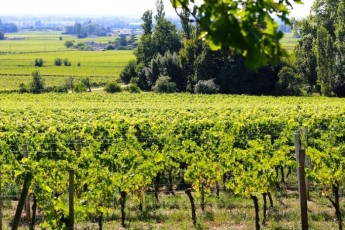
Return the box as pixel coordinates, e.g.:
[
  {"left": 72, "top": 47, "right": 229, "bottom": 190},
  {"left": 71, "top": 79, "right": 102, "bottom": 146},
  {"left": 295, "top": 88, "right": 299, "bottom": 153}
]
[
  {"left": 117, "top": 1, "right": 294, "bottom": 95},
  {"left": 0, "top": 18, "right": 18, "bottom": 40},
  {"left": 63, "top": 20, "right": 111, "bottom": 38},
  {"left": 119, "top": 0, "right": 345, "bottom": 97},
  {"left": 292, "top": 0, "right": 345, "bottom": 97}
]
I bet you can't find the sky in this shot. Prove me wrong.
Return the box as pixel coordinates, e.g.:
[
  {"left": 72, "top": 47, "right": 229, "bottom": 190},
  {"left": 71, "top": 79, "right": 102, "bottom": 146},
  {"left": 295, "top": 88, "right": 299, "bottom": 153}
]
[{"left": 0, "top": 0, "right": 314, "bottom": 18}]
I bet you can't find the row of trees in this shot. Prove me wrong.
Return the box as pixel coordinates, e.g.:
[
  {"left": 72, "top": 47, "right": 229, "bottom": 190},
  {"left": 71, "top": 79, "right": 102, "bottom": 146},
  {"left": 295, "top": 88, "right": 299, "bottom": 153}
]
[
  {"left": 19, "top": 71, "right": 90, "bottom": 94},
  {"left": 119, "top": 1, "right": 290, "bottom": 95},
  {"left": 0, "top": 19, "right": 18, "bottom": 40},
  {"left": 0, "top": 19, "right": 18, "bottom": 33},
  {"left": 63, "top": 20, "right": 111, "bottom": 38},
  {"left": 64, "top": 35, "right": 137, "bottom": 51},
  {"left": 292, "top": 0, "right": 345, "bottom": 97},
  {"left": 19, "top": 71, "right": 140, "bottom": 94},
  {"left": 34, "top": 58, "right": 75, "bottom": 67}
]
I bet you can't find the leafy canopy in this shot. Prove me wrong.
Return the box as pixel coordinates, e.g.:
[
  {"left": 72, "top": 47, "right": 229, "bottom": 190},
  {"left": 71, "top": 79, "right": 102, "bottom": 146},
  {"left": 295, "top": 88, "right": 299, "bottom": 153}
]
[{"left": 171, "top": 0, "right": 302, "bottom": 69}]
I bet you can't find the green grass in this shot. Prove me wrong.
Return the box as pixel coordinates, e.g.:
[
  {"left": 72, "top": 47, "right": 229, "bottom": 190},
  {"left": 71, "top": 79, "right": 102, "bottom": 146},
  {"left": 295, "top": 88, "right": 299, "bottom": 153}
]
[
  {"left": 0, "top": 31, "right": 135, "bottom": 91},
  {"left": 5, "top": 191, "right": 340, "bottom": 229}
]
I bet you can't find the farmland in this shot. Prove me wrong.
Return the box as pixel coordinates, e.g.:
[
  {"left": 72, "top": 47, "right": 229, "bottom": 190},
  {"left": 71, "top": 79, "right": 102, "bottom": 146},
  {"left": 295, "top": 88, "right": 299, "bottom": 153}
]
[
  {"left": 0, "top": 31, "right": 135, "bottom": 91},
  {"left": 0, "top": 29, "right": 328, "bottom": 230},
  {"left": 0, "top": 31, "right": 299, "bottom": 92},
  {"left": 281, "top": 32, "right": 299, "bottom": 53},
  {"left": 1, "top": 93, "right": 345, "bottom": 229}
]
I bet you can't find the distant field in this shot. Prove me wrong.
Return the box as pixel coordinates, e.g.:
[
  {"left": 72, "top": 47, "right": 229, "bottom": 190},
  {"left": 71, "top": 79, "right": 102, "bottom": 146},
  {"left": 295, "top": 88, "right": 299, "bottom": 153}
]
[
  {"left": 0, "top": 31, "right": 135, "bottom": 91},
  {"left": 281, "top": 32, "right": 299, "bottom": 53},
  {"left": 0, "top": 31, "right": 115, "bottom": 53}
]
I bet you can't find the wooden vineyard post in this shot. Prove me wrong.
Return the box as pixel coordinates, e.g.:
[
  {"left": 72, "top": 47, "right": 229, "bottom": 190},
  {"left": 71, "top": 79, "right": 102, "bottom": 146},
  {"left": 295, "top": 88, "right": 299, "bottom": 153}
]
[
  {"left": 0, "top": 168, "right": 2, "bottom": 230},
  {"left": 12, "top": 171, "right": 32, "bottom": 230},
  {"left": 76, "top": 137, "right": 82, "bottom": 199},
  {"left": 294, "top": 129, "right": 309, "bottom": 230},
  {"left": 69, "top": 169, "right": 74, "bottom": 230},
  {"left": 23, "top": 145, "right": 31, "bottom": 224},
  {"left": 304, "top": 127, "right": 311, "bottom": 200}
]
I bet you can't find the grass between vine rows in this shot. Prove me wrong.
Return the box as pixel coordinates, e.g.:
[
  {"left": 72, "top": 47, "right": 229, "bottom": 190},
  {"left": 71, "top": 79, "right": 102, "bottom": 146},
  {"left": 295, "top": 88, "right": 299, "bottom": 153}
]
[{"left": 1, "top": 171, "right": 342, "bottom": 230}]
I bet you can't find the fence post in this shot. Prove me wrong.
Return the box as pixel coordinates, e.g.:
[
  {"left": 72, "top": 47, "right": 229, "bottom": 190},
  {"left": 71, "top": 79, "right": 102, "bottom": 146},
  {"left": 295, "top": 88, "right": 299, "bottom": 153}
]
[
  {"left": 295, "top": 129, "right": 309, "bottom": 230},
  {"left": 23, "top": 145, "right": 31, "bottom": 224},
  {"left": 69, "top": 169, "right": 74, "bottom": 230},
  {"left": 12, "top": 171, "right": 32, "bottom": 230},
  {"left": 303, "top": 127, "right": 311, "bottom": 200},
  {"left": 0, "top": 168, "right": 2, "bottom": 230}
]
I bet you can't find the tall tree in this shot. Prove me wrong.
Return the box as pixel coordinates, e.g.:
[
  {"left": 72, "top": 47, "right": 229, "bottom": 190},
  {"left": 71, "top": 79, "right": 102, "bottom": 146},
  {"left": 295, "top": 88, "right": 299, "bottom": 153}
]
[
  {"left": 316, "top": 26, "right": 335, "bottom": 96},
  {"left": 30, "top": 71, "right": 45, "bottom": 94},
  {"left": 152, "top": 18, "right": 181, "bottom": 55},
  {"left": 135, "top": 35, "right": 155, "bottom": 66},
  {"left": 293, "top": 0, "right": 345, "bottom": 96},
  {"left": 295, "top": 34, "right": 317, "bottom": 92},
  {"left": 86, "top": 21, "right": 96, "bottom": 35},
  {"left": 141, "top": 10, "right": 153, "bottom": 35},
  {"left": 179, "top": 9, "right": 193, "bottom": 40},
  {"left": 144, "top": 57, "right": 161, "bottom": 88},
  {"left": 74, "top": 22, "right": 86, "bottom": 38},
  {"left": 334, "top": 0, "right": 345, "bottom": 96},
  {"left": 178, "top": 37, "right": 203, "bottom": 91},
  {"left": 158, "top": 52, "right": 184, "bottom": 91},
  {"left": 0, "top": 31, "right": 4, "bottom": 40},
  {"left": 155, "top": 0, "right": 165, "bottom": 21}
]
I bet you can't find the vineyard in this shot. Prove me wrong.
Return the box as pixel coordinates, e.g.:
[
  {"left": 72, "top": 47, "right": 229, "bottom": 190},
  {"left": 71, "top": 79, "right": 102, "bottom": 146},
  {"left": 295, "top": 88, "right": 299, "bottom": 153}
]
[{"left": 0, "top": 93, "right": 344, "bottom": 229}]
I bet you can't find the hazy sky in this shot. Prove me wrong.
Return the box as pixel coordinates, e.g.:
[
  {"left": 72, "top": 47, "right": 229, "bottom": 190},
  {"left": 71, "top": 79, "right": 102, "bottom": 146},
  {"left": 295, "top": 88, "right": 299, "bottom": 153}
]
[{"left": 0, "top": 0, "right": 314, "bottom": 18}]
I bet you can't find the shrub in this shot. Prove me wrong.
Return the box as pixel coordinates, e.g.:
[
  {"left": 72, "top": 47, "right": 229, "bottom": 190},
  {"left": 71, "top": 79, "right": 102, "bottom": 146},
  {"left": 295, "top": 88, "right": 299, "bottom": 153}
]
[
  {"left": 153, "top": 76, "right": 176, "bottom": 93},
  {"left": 106, "top": 45, "right": 115, "bottom": 50},
  {"left": 82, "top": 77, "right": 92, "bottom": 92},
  {"left": 34, "top": 58, "right": 44, "bottom": 67},
  {"left": 128, "top": 83, "right": 141, "bottom": 93},
  {"left": 64, "top": 58, "right": 71, "bottom": 66},
  {"left": 19, "top": 83, "right": 28, "bottom": 94},
  {"left": 0, "top": 31, "right": 4, "bottom": 40},
  {"left": 120, "top": 60, "right": 137, "bottom": 84},
  {"left": 194, "top": 79, "right": 220, "bottom": 94},
  {"left": 64, "top": 40, "right": 74, "bottom": 48},
  {"left": 45, "top": 86, "right": 68, "bottom": 93},
  {"left": 91, "top": 81, "right": 100, "bottom": 87},
  {"left": 65, "top": 77, "right": 75, "bottom": 92},
  {"left": 74, "top": 83, "right": 87, "bottom": 93},
  {"left": 54, "top": 58, "right": 62, "bottom": 66},
  {"left": 105, "top": 81, "right": 122, "bottom": 93},
  {"left": 53, "top": 85, "right": 68, "bottom": 93}
]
